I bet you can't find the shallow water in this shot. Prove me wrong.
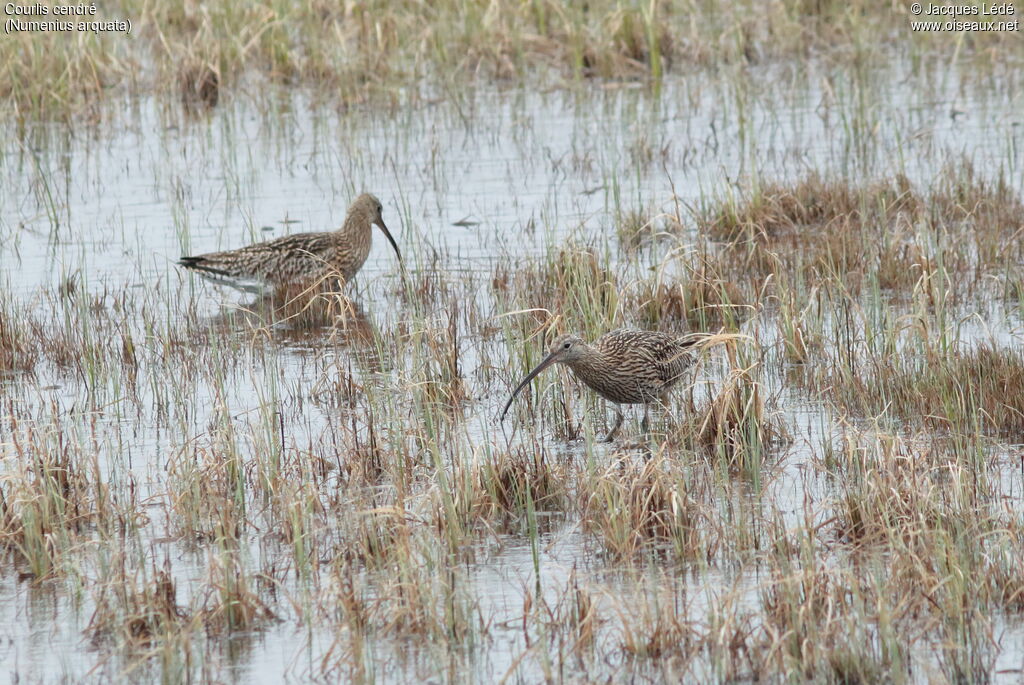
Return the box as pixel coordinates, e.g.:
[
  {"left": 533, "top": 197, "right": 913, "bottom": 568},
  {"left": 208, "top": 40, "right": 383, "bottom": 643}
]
[{"left": 2, "top": 63, "right": 1024, "bottom": 682}]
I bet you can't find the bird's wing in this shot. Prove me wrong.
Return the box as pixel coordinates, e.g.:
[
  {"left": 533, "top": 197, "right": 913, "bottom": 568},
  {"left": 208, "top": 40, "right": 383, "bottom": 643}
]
[
  {"left": 259, "top": 232, "right": 335, "bottom": 255},
  {"left": 621, "top": 331, "right": 696, "bottom": 389},
  {"left": 179, "top": 232, "right": 334, "bottom": 279},
  {"left": 655, "top": 337, "right": 698, "bottom": 385}
]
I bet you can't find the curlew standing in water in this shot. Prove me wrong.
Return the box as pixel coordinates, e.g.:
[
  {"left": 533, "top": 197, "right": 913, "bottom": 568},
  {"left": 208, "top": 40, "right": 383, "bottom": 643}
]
[
  {"left": 500, "top": 329, "right": 701, "bottom": 442},
  {"left": 178, "top": 193, "right": 401, "bottom": 292}
]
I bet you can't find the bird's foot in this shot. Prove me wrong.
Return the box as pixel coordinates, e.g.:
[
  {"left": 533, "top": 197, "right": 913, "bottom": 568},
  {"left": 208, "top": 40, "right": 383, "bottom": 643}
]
[{"left": 603, "top": 408, "right": 625, "bottom": 443}]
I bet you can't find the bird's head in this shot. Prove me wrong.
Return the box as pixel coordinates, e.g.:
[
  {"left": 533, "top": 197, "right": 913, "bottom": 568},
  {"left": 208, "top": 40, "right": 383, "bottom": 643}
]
[
  {"left": 545, "top": 333, "right": 587, "bottom": 364},
  {"left": 352, "top": 193, "right": 402, "bottom": 264},
  {"left": 500, "top": 332, "right": 586, "bottom": 421}
]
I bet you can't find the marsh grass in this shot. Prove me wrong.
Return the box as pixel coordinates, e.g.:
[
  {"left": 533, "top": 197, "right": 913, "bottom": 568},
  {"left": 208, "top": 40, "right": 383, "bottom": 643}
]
[
  {"left": 0, "top": 30, "right": 114, "bottom": 121},
  {"left": 699, "top": 167, "right": 1024, "bottom": 299},
  {"left": 701, "top": 173, "right": 921, "bottom": 291},
  {"left": 757, "top": 561, "right": 909, "bottom": 682},
  {"left": 816, "top": 431, "right": 1019, "bottom": 681},
  {"left": 0, "top": 421, "right": 112, "bottom": 580},
  {"left": 5, "top": 156, "right": 1024, "bottom": 679},
  {"left": 0, "top": 304, "right": 36, "bottom": 374},
  {"left": 614, "top": 584, "right": 696, "bottom": 660},
  {"left": 471, "top": 447, "right": 570, "bottom": 526},
  {"left": 833, "top": 341, "right": 1024, "bottom": 438},
  {"left": 690, "top": 364, "right": 781, "bottom": 482},
  {"left": 5, "top": 30, "right": 1024, "bottom": 682},
  {"left": 88, "top": 561, "right": 188, "bottom": 649},
  {"left": 580, "top": 455, "right": 712, "bottom": 562},
  {"left": 633, "top": 250, "right": 751, "bottom": 331},
  {"left": 4, "top": 207, "right": 1024, "bottom": 680},
  {"left": 203, "top": 544, "right": 278, "bottom": 635},
  {"left": 179, "top": 62, "right": 221, "bottom": 111},
  {"left": 9, "top": 0, "right": 1016, "bottom": 120},
  {"left": 501, "top": 243, "right": 619, "bottom": 337},
  {"left": 615, "top": 207, "right": 662, "bottom": 252}
]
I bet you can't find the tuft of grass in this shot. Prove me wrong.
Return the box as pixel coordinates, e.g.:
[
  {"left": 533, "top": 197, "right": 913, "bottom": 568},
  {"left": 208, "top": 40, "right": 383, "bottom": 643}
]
[
  {"left": 0, "top": 428, "right": 109, "bottom": 580},
  {"left": 475, "top": 447, "right": 570, "bottom": 523},
  {"left": 580, "top": 456, "right": 711, "bottom": 561},
  {"left": 681, "top": 340, "right": 785, "bottom": 483},
  {"left": 808, "top": 337, "right": 1024, "bottom": 439},
  {"left": 88, "top": 561, "right": 189, "bottom": 648},
  {"left": 698, "top": 167, "right": 1024, "bottom": 298},
  {"left": 179, "top": 60, "right": 221, "bottom": 110},
  {"left": 699, "top": 173, "right": 922, "bottom": 292},
  {"left": 616, "top": 207, "right": 658, "bottom": 251},
  {"left": 634, "top": 251, "right": 751, "bottom": 331},
  {"left": 501, "top": 243, "right": 619, "bottom": 335},
  {"left": 615, "top": 586, "right": 695, "bottom": 659},
  {"left": 0, "top": 304, "right": 36, "bottom": 375}
]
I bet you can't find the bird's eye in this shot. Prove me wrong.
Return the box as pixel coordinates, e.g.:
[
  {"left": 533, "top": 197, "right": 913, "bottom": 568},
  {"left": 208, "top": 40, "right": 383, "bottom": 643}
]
[
  {"left": 563, "top": 341, "right": 571, "bottom": 349},
  {"left": 376, "top": 204, "right": 382, "bottom": 213}
]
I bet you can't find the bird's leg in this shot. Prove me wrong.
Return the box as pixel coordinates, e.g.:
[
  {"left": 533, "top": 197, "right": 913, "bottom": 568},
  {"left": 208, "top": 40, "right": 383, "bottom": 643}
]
[
  {"left": 603, "top": 406, "right": 625, "bottom": 443},
  {"left": 659, "top": 392, "right": 674, "bottom": 433},
  {"left": 640, "top": 405, "right": 650, "bottom": 433}
]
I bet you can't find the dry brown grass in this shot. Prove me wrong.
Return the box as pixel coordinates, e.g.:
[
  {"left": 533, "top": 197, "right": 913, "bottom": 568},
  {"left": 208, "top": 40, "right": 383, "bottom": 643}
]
[
  {"left": 178, "top": 61, "right": 221, "bottom": 111},
  {"left": 412, "top": 305, "right": 468, "bottom": 414},
  {"left": 810, "top": 341, "right": 1024, "bottom": 439},
  {"left": 692, "top": 366, "right": 773, "bottom": 471},
  {"left": 701, "top": 174, "right": 923, "bottom": 291},
  {"left": 0, "top": 306, "right": 36, "bottom": 375},
  {"left": 88, "top": 561, "right": 189, "bottom": 648},
  {"left": 0, "top": 428, "right": 109, "bottom": 579},
  {"left": 634, "top": 252, "right": 751, "bottom": 331},
  {"left": 699, "top": 168, "right": 1024, "bottom": 298},
  {"left": 615, "top": 588, "right": 696, "bottom": 660},
  {"left": 476, "top": 448, "right": 569, "bottom": 519},
  {"left": 580, "top": 456, "right": 712, "bottom": 561},
  {"left": 11, "top": 0, "right": 1005, "bottom": 119},
  {"left": 201, "top": 548, "right": 278, "bottom": 635},
  {"left": 438, "top": 446, "right": 572, "bottom": 539},
  {"left": 756, "top": 562, "right": 905, "bottom": 682},
  {"left": 500, "top": 245, "right": 619, "bottom": 331},
  {"left": 703, "top": 174, "right": 919, "bottom": 243}
]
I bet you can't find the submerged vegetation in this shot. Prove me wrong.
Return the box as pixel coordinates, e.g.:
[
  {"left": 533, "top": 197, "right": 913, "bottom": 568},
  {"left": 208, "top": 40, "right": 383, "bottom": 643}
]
[{"left": 3, "top": 1, "right": 1024, "bottom": 682}]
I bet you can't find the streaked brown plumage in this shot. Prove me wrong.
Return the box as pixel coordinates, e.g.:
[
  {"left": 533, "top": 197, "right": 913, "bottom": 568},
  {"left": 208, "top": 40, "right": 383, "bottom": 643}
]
[
  {"left": 178, "top": 193, "right": 401, "bottom": 291},
  {"left": 501, "top": 329, "right": 699, "bottom": 441}
]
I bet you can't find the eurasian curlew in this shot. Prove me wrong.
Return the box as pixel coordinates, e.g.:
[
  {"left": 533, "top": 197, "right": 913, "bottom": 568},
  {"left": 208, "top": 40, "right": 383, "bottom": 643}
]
[
  {"left": 178, "top": 193, "right": 401, "bottom": 292},
  {"left": 500, "top": 328, "right": 701, "bottom": 442}
]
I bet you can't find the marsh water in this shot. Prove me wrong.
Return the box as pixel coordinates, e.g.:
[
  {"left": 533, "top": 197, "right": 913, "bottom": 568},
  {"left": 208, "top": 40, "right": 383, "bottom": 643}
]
[{"left": 2, "top": 63, "right": 1024, "bottom": 682}]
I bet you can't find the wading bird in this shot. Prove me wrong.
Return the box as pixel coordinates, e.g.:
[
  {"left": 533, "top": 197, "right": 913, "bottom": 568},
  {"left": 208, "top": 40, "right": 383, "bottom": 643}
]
[
  {"left": 178, "top": 193, "right": 401, "bottom": 292},
  {"left": 500, "top": 329, "right": 702, "bottom": 442}
]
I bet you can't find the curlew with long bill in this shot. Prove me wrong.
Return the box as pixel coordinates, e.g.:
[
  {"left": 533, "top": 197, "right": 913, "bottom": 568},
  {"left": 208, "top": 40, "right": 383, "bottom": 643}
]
[
  {"left": 178, "top": 193, "right": 401, "bottom": 292},
  {"left": 501, "top": 328, "right": 707, "bottom": 442}
]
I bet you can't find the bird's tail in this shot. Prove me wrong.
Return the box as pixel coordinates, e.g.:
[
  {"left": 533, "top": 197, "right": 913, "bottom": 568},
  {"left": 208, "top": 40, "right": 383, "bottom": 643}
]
[{"left": 178, "top": 256, "right": 232, "bottom": 277}]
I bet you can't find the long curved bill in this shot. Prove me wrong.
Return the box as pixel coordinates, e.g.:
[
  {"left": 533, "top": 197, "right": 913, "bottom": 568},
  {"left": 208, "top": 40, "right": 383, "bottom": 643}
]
[
  {"left": 500, "top": 352, "right": 560, "bottom": 421},
  {"left": 377, "top": 220, "right": 403, "bottom": 265}
]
